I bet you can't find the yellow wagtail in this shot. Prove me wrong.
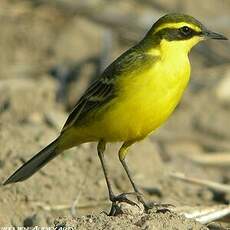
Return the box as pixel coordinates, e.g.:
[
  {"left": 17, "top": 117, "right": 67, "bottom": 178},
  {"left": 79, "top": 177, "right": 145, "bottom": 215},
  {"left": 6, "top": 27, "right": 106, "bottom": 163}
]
[{"left": 3, "top": 13, "right": 227, "bottom": 213}]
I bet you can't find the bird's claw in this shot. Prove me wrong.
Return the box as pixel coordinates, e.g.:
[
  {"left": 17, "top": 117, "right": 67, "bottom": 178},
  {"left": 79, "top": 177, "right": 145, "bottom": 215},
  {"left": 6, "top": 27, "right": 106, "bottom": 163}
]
[
  {"left": 143, "top": 201, "right": 174, "bottom": 213},
  {"left": 127, "top": 192, "right": 173, "bottom": 214},
  {"left": 110, "top": 192, "right": 140, "bottom": 207},
  {"left": 107, "top": 192, "right": 173, "bottom": 215},
  {"left": 107, "top": 192, "right": 142, "bottom": 216}
]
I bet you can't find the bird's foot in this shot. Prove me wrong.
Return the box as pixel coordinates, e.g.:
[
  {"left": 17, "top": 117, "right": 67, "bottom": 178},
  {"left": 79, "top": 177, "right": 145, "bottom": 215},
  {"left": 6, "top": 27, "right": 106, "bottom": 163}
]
[
  {"left": 110, "top": 192, "right": 141, "bottom": 207},
  {"left": 131, "top": 192, "right": 173, "bottom": 213},
  {"left": 108, "top": 192, "right": 141, "bottom": 216},
  {"left": 107, "top": 192, "right": 173, "bottom": 216},
  {"left": 142, "top": 200, "right": 174, "bottom": 214}
]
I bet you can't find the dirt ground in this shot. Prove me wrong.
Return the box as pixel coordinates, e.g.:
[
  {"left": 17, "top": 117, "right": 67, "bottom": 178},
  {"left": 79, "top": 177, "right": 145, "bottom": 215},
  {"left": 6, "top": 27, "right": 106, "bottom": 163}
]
[{"left": 0, "top": 0, "right": 230, "bottom": 229}]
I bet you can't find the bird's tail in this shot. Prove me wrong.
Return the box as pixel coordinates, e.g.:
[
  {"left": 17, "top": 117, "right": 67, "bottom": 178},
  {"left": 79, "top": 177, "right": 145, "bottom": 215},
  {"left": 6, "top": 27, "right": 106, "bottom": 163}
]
[{"left": 3, "top": 138, "right": 60, "bottom": 185}]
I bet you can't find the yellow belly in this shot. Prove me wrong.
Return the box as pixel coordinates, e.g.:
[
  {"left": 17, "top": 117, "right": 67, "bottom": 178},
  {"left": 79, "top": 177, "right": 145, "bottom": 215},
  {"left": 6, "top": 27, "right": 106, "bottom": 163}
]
[
  {"left": 65, "top": 55, "right": 190, "bottom": 144},
  {"left": 59, "top": 53, "right": 191, "bottom": 149}
]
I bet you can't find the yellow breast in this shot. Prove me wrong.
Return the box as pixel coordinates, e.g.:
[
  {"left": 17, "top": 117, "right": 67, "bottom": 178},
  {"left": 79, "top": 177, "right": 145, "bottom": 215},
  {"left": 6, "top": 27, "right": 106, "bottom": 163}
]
[
  {"left": 80, "top": 51, "right": 191, "bottom": 142},
  {"left": 64, "top": 43, "right": 191, "bottom": 145}
]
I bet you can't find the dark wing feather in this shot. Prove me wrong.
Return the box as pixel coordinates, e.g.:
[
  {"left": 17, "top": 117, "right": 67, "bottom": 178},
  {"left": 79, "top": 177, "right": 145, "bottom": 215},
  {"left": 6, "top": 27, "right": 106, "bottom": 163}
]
[
  {"left": 61, "top": 47, "right": 151, "bottom": 132},
  {"left": 61, "top": 78, "right": 115, "bottom": 132}
]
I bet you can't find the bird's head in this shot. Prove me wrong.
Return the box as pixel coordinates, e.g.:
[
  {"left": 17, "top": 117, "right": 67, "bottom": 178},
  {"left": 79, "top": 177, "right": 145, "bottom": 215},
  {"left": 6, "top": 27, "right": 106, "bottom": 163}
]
[{"left": 145, "top": 13, "right": 227, "bottom": 55}]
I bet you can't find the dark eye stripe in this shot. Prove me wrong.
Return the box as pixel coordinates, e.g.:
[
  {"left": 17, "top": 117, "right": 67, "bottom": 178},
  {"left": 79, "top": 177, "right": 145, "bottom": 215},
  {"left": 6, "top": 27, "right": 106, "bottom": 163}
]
[{"left": 154, "top": 27, "right": 202, "bottom": 41}]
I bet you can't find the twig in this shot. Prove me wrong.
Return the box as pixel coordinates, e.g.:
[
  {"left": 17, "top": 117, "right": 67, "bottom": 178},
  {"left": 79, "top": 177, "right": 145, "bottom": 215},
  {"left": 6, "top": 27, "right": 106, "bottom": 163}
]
[
  {"left": 33, "top": 201, "right": 109, "bottom": 212},
  {"left": 170, "top": 172, "right": 230, "bottom": 193},
  {"left": 174, "top": 205, "right": 230, "bottom": 224},
  {"left": 153, "top": 130, "right": 230, "bottom": 152},
  {"left": 70, "top": 175, "right": 87, "bottom": 217},
  {"left": 178, "top": 152, "right": 230, "bottom": 167}
]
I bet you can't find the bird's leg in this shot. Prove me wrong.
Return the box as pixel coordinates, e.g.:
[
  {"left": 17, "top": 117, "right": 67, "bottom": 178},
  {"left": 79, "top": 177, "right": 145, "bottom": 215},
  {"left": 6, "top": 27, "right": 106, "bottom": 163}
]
[
  {"left": 97, "top": 140, "right": 114, "bottom": 199},
  {"left": 118, "top": 142, "right": 145, "bottom": 203},
  {"left": 119, "top": 141, "right": 155, "bottom": 211},
  {"left": 119, "top": 141, "right": 173, "bottom": 213},
  {"left": 97, "top": 140, "right": 137, "bottom": 215}
]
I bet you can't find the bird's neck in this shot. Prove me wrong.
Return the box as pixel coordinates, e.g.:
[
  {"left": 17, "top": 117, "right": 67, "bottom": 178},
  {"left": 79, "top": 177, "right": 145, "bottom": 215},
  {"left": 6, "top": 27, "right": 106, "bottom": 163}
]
[
  {"left": 138, "top": 37, "right": 192, "bottom": 83},
  {"left": 139, "top": 36, "right": 200, "bottom": 60},
  {"left": 144, "top": 40, "right": 189, "bottom": 60},
  {"left": 140, "top": 38, "right": 191, "bottom": 85}
]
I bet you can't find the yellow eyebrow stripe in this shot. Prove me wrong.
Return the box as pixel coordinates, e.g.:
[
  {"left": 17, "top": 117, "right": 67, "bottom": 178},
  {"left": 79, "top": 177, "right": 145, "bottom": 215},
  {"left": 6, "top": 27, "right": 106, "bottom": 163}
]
[{"left": 154, "top": 22, "right": 201, "bottom": 34}]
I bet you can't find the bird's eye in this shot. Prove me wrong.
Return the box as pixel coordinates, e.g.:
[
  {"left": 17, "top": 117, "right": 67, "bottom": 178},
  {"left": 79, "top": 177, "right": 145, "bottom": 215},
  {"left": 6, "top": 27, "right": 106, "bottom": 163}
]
[{"left": 179, "top": 26, "right": 192, "bottom": 36}]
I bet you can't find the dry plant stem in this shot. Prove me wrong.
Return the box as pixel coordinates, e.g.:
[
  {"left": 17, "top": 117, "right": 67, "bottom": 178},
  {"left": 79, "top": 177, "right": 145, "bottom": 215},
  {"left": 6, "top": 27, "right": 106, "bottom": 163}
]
[
  {"left": 178, "top": 152, "right": 230, "bottom": 167},
  {"left": 70, "top": 175, "right": 87, "bottom": 217},
  {"left": 170, "top": 172, "right": 230, "bottom": 193},
  {"left": 190, "top": 206, "right": 230, "bottom": 224},
  {"left": 34, "top": 201, "right": 109, "bottom": 212},
  {"left": 154, "top": 131, "right": 230, "bottom": 151},
  {"left": 174, "top": 205, "right": 230, "bottom": 224}
]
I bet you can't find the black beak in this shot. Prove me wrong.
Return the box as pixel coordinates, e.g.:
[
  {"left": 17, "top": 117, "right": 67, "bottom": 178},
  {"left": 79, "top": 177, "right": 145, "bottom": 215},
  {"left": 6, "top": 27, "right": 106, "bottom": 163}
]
[{"left": 204, "top": 30, "right": 228, "bottom": 40}]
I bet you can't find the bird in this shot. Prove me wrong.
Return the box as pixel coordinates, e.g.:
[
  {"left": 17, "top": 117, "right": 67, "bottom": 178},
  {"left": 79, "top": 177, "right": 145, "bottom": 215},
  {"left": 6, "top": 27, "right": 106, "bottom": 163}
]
[{"left": 3, "top": 13, "right": 227, "bottom": 214}]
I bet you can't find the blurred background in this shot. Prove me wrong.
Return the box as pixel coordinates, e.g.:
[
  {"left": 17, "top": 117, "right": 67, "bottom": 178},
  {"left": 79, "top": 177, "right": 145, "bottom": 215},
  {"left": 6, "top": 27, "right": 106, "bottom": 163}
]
[{"left": 0, "top": 0, "right": 229, "bottom": 227}]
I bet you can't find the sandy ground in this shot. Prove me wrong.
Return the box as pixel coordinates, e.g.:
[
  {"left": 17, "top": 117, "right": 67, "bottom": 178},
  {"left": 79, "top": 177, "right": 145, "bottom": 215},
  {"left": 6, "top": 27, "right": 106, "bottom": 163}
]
[{"left": 0, "top": 0, "right": 230, "bottom": 229}]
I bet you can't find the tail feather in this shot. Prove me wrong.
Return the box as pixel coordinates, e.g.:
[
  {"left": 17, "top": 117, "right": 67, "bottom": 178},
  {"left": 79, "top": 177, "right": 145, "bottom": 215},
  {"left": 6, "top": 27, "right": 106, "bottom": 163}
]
[{"left": 3, "top": 139, "right": 60, "bottom": 185}]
